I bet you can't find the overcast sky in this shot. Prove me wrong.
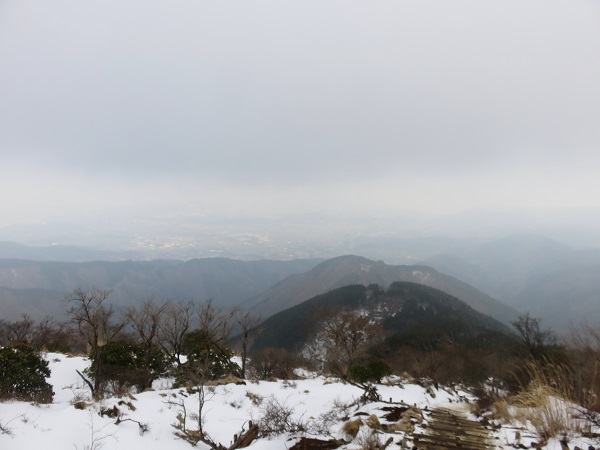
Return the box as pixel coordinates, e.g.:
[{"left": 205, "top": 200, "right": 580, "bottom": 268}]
[{"left": 1, "top": 1, "right": 599, "bottom": 228}]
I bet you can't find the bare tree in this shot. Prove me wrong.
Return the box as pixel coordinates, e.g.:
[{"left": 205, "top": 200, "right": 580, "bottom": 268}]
[
  {"left": 126, "top": 299, "right": 168, "bottom": 389},
  {"left": 162, "top": 301, "right": 259, "bottom": 449},
  {"left": 5, "top": 313, "right": 35, "bottom": 345},
  {"left": 66, "top": 288, "right": 127, "bottom": 396},
  {"left": 0, "top": 315, "right": 69, "bottom": 351},
  {"left": 197, "top": 299, "right": 236, "bottom": 360},
  {"left": 512, "top": 312, "right": 557, "bottom": 359},
  {"left": 235, "top": 310, "right": 261, "bottom": 379},
  {"left": 30, "top": 316, "right": 69, "bottom": 351},
  {"left": 318, "top": 310, "right": 383, "bottom": 377},
  {"left": 183, "top": 299, "right": 237, "bottom": 436},
  {"left": 158, "top": 300, "right": 197, "bottom": 367}
]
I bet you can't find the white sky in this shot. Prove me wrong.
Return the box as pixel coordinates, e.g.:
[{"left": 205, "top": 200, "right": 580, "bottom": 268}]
[{"left": 1, "top": 1, "right": 599, "bottom": 226}]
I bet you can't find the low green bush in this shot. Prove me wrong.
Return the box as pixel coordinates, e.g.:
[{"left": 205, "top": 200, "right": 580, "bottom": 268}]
[{"left": 0, "top": 344, "right": 53, "bottom": 403}]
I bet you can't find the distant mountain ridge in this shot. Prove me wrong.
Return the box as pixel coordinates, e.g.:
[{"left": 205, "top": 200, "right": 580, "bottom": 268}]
[
  {"left": 423, "top": 234, "right": 572, "bottom": 302},
  {"left": 4, "top": 233, "right": 600, "bottom": 329},
  {"left": 244, "top": 255, "right": 518, "bottom": 325},
  {"left": 422, "top": 233, "right": 600, "bottom": 327},
  {"left": 0, "top": 257, "right": 322, "bottom": 320},
  {"left": 0, "top": 241, "right": 145, "bottom": 262}
]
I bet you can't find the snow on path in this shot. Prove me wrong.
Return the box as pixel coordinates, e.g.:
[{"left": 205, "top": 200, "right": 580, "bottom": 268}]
[{"left": 1, "top": 353, "right": 598, "bottom": 450}]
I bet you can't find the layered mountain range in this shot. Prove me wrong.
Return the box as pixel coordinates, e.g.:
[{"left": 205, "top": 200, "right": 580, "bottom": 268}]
[
  {"left": 1, "top": 233, "right": 599, "bottom": 329},
  {"left": 0, "top": 258, "right": 320, "bottom": 320},
  {"left": 0, "top": 252, "right": 515, "bottom": 326},
  {"left": 423, "top": 233, "right": 600, "bottom": 327}
]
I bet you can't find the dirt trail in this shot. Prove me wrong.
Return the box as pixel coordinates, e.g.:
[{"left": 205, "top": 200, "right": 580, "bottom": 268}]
[{"left": 413, "top": 407, "right": 496, "bottom": 450}]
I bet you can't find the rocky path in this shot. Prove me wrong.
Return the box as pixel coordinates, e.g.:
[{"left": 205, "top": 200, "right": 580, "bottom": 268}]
[{"left": 413, "top": 407, "right": 496, "bottom": 450}]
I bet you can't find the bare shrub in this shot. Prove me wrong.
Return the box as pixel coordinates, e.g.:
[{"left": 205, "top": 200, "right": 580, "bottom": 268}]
[
  {"left": 74, "top": 411, "right": 118, "bottom": 450},
  {"left": 102, "top": 378, "right": 136, "bottom": 398},
  {"left": 309, "top": 399, "right": 354, "bottom": 437},
  {"left": 354, "top": 427, "right": 384, "bottom": 450},
  {"left": 248, "top": 347, "right": 300, "bottom": 380},
  {"left": 333, "top": 398, "right": 354, "bottom": 417},
  {"left": 245, "top": 391, "right": 263, "bottom": 406},
  {"left": 69, "top": 388, "right": 89, "bottom": 405},
  {"left": 0, "top": 415, "right": 25, "bottom": 436},
  {"left": 257, "top": 395, "right": 307, "bottom": 437}
]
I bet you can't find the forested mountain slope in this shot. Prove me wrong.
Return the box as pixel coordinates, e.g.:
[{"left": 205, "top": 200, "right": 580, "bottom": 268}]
[
  {"left": 251, "top": 281, "right": 510, "bottom": 355},
  {"left": 245, "top": 255, "right": 518, "bottom": 324}
]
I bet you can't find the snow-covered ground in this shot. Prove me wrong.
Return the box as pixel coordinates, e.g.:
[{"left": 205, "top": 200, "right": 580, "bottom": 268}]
[{"left": 0, "top": 353, "right": 597, "bottom": 449}]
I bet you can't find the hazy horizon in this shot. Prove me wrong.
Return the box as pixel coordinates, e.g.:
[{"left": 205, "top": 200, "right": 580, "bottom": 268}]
[{"left": 1, "top": 1, "right": 599, "bottom": 247}]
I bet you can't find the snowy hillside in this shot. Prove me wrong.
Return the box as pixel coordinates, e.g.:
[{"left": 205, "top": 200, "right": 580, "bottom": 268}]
[{"left": 0, "top": 353, "right": 597, "bottom": 450}]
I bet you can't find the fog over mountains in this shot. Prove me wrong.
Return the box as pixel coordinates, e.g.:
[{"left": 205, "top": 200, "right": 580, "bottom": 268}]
[
  {"left": 2, "top": 231, "right": 600, "bottom": 329},
  {"left": 424, "top": 234, "right": 600, "bottom": 327},
  {"left": 3, "top": 209, "right": 600, "bottom": 263},
  {"left": 0, "top": 257, "right": 321, "bottom": 321}
]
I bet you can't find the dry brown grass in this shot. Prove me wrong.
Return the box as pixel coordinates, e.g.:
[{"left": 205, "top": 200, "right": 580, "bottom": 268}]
[
  {"left": 342, "top": 418, "right": 362, "bottom": 438},
  {"left": 365, "top": 414, "right": 381, "bottom": 430},
  {"left": 206, "top": 374, "right": 245, "bottom": 386},
  {"left": 354, "top": 428, "right": 384, "bottom": 450},
  {"left": 245, "top": 391, "right": 263, "bottom": 406},
  {"left": 497, "top": 361, "right": 593, "bottom": 442},
  {"left": 489, "top": 397, "right": 511, "bottom": 423}
]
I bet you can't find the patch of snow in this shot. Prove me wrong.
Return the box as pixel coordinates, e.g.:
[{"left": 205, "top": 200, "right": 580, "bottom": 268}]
[{"left": 0, "top": 352, "right": 597, "bottom": 450}]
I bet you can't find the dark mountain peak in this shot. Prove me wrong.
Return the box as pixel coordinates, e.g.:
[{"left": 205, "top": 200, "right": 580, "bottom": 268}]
[
  {"left": 251, "top": 281, "right": 509, "bottom": 355},
  {"left": 245, "top": 255, "right": 518, "bottom": 325}
]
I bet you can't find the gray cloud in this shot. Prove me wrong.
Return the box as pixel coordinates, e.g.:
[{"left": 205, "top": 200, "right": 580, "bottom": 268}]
[{"left": 1, "top": 1, "right": 599, "bottom": 225}]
